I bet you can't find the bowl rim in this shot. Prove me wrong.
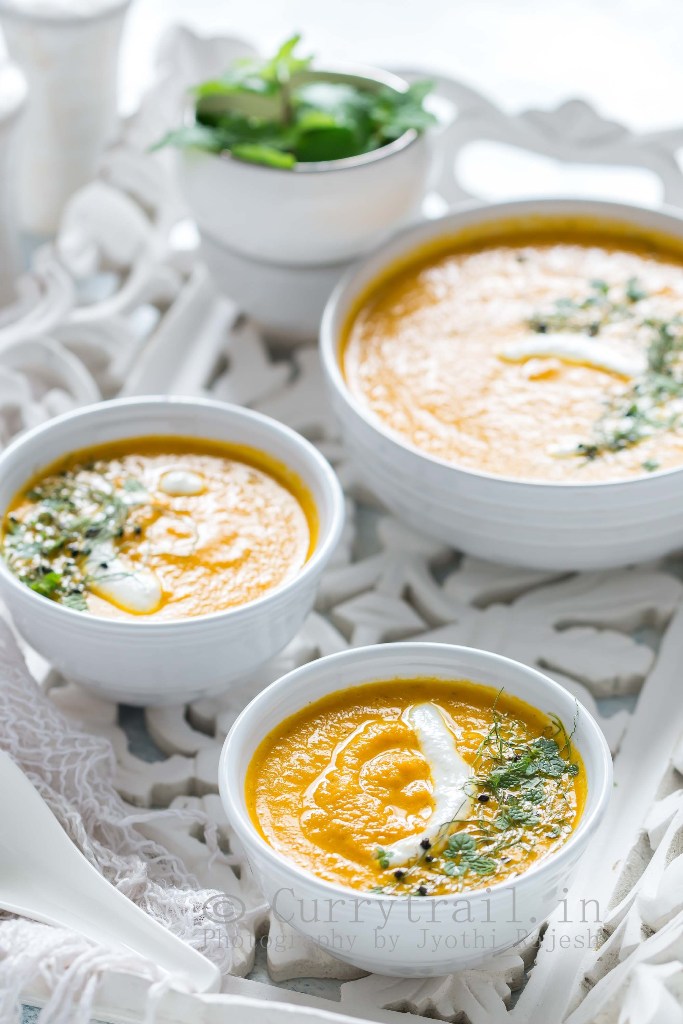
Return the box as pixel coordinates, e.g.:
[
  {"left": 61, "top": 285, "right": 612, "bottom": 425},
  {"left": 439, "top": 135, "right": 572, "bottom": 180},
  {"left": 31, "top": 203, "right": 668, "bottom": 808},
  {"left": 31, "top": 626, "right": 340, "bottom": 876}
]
[
  {"left": 184, "top": 61, "right": 422, "bottom": 176},
  {"left": 320, "top": 194, "right": 683, "bottom": 491},
  {"left": 0, "top": 394, "right": 345, "bottom": 633},
  {"left": 219, "top": 641, "right": 613, "bottom": 904}
]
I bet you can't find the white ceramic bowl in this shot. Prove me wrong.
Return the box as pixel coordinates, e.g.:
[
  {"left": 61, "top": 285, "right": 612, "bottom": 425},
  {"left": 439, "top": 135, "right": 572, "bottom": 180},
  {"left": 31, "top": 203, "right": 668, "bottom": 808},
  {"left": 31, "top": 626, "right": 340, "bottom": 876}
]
[
  {"left": 321, "top": 196, "right": 683, "bottom": 571},
  {"left": 176, "top": 64, "right": 433, "bottom": 340},
  {"left": 0, "top": 396, "right": 344, "bottom": 705},
  {"left": 220, "top": 642, "right": 612, "bottom": 977}
]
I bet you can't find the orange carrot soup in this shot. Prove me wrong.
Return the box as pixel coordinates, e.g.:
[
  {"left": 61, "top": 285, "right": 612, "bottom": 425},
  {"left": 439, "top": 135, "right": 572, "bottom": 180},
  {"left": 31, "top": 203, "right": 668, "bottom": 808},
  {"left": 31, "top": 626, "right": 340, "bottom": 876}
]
[
  {"left": 247, "top": 679, "right": 585, "bottom": 896},
  {"left": 1, "top": 437, "right": 317, "bottom": 620},
  {"left": 342, "top": 218, "right": 683, "bottom": 481}
]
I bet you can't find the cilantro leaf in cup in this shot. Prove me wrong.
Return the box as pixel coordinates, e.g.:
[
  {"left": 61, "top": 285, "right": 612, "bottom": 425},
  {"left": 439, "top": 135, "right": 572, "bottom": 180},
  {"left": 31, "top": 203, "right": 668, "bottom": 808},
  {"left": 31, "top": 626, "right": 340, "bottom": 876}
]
[{"left": 154, "top": 34, "right": 437, "bottom": 168}]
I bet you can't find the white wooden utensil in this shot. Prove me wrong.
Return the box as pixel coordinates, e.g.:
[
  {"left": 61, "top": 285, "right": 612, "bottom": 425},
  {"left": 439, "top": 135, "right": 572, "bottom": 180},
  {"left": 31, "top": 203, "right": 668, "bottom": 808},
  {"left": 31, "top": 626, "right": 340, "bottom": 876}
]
[{"left": 0, "top": 751, "right": 220, "bottom": 993}]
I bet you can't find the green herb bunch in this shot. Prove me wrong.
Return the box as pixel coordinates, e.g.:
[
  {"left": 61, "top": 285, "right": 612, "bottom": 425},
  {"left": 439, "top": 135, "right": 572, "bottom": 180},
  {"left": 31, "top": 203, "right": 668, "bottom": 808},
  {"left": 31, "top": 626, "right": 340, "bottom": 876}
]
[{"left": 155, "top": 34, "right": 437, "bottom": 169}]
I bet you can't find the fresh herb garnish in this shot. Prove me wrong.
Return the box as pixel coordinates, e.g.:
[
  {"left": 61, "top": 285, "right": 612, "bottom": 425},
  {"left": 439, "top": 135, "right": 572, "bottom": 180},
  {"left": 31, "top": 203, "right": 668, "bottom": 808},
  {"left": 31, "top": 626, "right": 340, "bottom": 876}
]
[
  {"left": 528, "top": 277, "right": 644, "bottom": 337},
  {"left": 369, "top": 698, "right": 580, "bottom": 895},
  {"left": 577, "top": 315, "right": 683, "bottom": 459},
  {"left": 28, "top": 570, "right": 61, "bottom": 597},
  {"left": 62, "top": 590, "right": 88, "bottom": 611},
  {"left": 484, "top": 734, "right": 579, "bottom": 791},
  {"left": 374, "top": 847, "right": 393, "bottom": 870},
  {"left": 529, "top": 277, "right": 683, "bottom": 461},
  {"left": 2, "top": 471, "right": 142, "bottom": 611},
  {"left": 443, "top": 833, "right": 496, "bottom": 876},
  {"left": 123, "top": 477, "right": 146, "bottom": 493},
  {"left": 626, "top": 276, "right": 648, "bottom": 303},
  {"left": 154, "top": 34, "right": 436, "bottom": 168}
]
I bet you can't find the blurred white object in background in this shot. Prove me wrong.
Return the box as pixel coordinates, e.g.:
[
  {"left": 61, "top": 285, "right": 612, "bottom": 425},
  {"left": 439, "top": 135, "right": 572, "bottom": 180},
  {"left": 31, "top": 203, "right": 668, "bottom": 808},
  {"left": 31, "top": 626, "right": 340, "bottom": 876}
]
[
  {"left": 0, "top": 59, "right": 26, "bottom": 307},
  {"left": 0, "top": 0, "right": 131, "bottom": 235}
]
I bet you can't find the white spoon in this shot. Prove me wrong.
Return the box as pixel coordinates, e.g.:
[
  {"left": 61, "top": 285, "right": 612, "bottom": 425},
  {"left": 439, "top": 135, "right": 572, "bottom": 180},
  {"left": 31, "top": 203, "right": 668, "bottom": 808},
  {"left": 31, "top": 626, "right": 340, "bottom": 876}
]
[{"left": 0, "top": 751, "right": 220, "bottom": 993}]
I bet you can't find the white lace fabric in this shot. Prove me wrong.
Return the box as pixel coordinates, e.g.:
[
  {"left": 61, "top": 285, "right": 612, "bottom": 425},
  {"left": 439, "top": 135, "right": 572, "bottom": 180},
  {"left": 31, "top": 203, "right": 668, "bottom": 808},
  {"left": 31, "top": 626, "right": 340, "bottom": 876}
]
[{"left": 0, "top": 619, "right": 236, "bottom": 1023}]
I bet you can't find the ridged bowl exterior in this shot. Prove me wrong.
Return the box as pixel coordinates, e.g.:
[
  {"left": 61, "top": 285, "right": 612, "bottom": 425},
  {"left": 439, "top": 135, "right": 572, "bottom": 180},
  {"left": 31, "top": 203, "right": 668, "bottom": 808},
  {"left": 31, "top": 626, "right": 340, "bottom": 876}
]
[
  {"left": 220, "top": 643, "right": 612, "bottom": 977},
  {"left": 320, "top": 197, "right": 683, "bottom": 570},
  {"left": 0, "top": 397, "right": 344, "bottom": 705}
]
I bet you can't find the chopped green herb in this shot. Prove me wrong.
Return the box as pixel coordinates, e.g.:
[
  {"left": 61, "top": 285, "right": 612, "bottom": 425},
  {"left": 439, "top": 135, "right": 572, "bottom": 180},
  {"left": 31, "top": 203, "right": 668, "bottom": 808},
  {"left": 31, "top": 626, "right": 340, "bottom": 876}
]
[
  {"left": 123, "top": 478, "right": 146, "bottom": 493},
  {"left": 528, "top": 277, "right": 639, "bottom": 335},
  {"left": 530, "top": 278, "right": 683, "bottom": 461},
  {"left": 2, "top": 470, "right": 140, "bottom": 612},
  {"left": 443, "top": 833, "right": 497, "bottom": 876},
  {"left": 28, "top": 570, "right": 61, "bottom": 597},
  {"left": 62, "top": 590, "right": 88, "bottom": 611},
  {"left": 369, "top": 696, "right": 580, "bottom": 895},
  {"left": 577, "top": 316, "right": 683, "bottom": 458},
  {"left": 626, "top": 277, "right": 648, "bottom": 303},
  {"left": 374, "top": 847, "right": 393, "bottom": 870}
]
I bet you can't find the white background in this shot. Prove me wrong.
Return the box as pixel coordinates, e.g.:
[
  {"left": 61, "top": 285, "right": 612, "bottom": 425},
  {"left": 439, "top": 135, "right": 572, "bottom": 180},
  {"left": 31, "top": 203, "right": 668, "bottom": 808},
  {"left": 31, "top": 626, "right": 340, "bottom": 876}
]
[{"left": 121, "top": 0, "right": 682, "bottom": 131}]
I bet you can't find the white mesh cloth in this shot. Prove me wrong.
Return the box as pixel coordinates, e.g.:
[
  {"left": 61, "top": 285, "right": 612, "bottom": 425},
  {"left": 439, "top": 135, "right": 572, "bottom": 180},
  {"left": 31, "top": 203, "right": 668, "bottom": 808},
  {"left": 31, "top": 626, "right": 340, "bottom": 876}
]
[{"left": 0, "top": 619, "right": 238, "bottom": 1024}]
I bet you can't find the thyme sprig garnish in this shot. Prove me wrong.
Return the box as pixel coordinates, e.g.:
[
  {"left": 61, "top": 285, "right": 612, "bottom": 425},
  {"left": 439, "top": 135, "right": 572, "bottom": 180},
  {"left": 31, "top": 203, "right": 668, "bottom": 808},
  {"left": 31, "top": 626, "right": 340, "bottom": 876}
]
[
  {"left": 369, "top": 697, "right": 580, "bottom": 896},
  {"left": 528, "top": 277, "right": 643, "bottom": 337},
  {"left": 529, "top": 276, "right": 683, "bottom": 463},
  {"left": 576, "top": 315, "right": 683, "bottom": 462},
  {"left": 3, "top": 470, "right": 143, "bottom": 610}
]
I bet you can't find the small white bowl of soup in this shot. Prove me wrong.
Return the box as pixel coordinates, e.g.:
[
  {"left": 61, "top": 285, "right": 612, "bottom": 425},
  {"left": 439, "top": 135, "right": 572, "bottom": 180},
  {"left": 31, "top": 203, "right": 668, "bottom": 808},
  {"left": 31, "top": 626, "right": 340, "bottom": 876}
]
[
  {"left": 220, "top": 642, "right": 612, "bottom": 977},
  {"left": 321, "top": 197, "right": 683, "bottom": 570},
  {"left": 0, "top": 397, "right": 344, "bottom": 705}
]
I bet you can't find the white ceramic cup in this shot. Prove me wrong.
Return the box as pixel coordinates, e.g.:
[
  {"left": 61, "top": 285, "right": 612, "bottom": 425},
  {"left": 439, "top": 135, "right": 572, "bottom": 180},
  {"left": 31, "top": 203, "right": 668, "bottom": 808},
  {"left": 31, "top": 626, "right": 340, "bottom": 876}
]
[
  {"left": 0, "top": 396, "right": 344, "bottom": 705},
  {"left": 0, "top": 0, "right": 130, "bottom": 235},
  {"left": 220, "top": 642, "right": 612, "bottom": 977},
  {"left": 176, "top": 64, "right": 436, "bottom": 341},
  {"left": 321, "top": 196, "right": 683, "bottom": 572}
]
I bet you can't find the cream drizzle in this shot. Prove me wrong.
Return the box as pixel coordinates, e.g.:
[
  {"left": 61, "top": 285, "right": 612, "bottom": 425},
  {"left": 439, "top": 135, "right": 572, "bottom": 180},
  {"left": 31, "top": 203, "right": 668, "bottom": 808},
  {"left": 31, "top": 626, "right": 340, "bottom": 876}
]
[
  {"left": 498, "top": 332, "right": 646, "bottom": 379},
  {"left": 384, "top": 703, "right": 473, "bottom": 867},
  {"left": 159, "top": 469, "right": 206, "bottom": 497},
  {"left": 86, "top": 542, "right": 163, "bottom": 615}
]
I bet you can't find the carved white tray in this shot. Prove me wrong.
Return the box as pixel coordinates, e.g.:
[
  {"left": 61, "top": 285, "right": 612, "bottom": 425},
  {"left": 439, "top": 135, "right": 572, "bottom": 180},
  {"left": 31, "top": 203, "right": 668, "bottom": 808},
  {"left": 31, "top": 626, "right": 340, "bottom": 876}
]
[{"left": 5, "top": 26, "right": 683, "bottom": 1024}]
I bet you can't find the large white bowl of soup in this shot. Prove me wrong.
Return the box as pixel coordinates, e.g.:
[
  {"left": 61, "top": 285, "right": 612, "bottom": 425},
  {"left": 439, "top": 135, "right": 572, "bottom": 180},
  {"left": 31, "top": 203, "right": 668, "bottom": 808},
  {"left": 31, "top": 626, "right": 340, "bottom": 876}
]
[
  {"left": 0, "top": 397, "right": 344, "bottom": 705},
  {"left": 220, "top": 642, "right": 612, "bottom": 977},
  {"left": 321, "top": 197, "right": 683, "bottom": 570}
]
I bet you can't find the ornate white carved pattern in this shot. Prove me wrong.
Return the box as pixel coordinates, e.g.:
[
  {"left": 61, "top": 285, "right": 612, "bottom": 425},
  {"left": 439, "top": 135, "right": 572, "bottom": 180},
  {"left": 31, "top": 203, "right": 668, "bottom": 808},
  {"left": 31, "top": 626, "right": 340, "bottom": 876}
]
[{"left": 7, "top": 24, "right": 683, "bottom": 1024}]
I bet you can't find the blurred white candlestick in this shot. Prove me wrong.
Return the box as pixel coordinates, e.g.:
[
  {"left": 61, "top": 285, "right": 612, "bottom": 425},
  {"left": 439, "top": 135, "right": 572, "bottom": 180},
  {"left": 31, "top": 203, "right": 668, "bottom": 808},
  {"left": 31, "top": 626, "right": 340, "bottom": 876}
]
[
  {"left": 0, "top": 60, "right": 27, "bottom": 307},
  {"left": 0, "top": 0, "right": 131, "bottom": 236}
]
